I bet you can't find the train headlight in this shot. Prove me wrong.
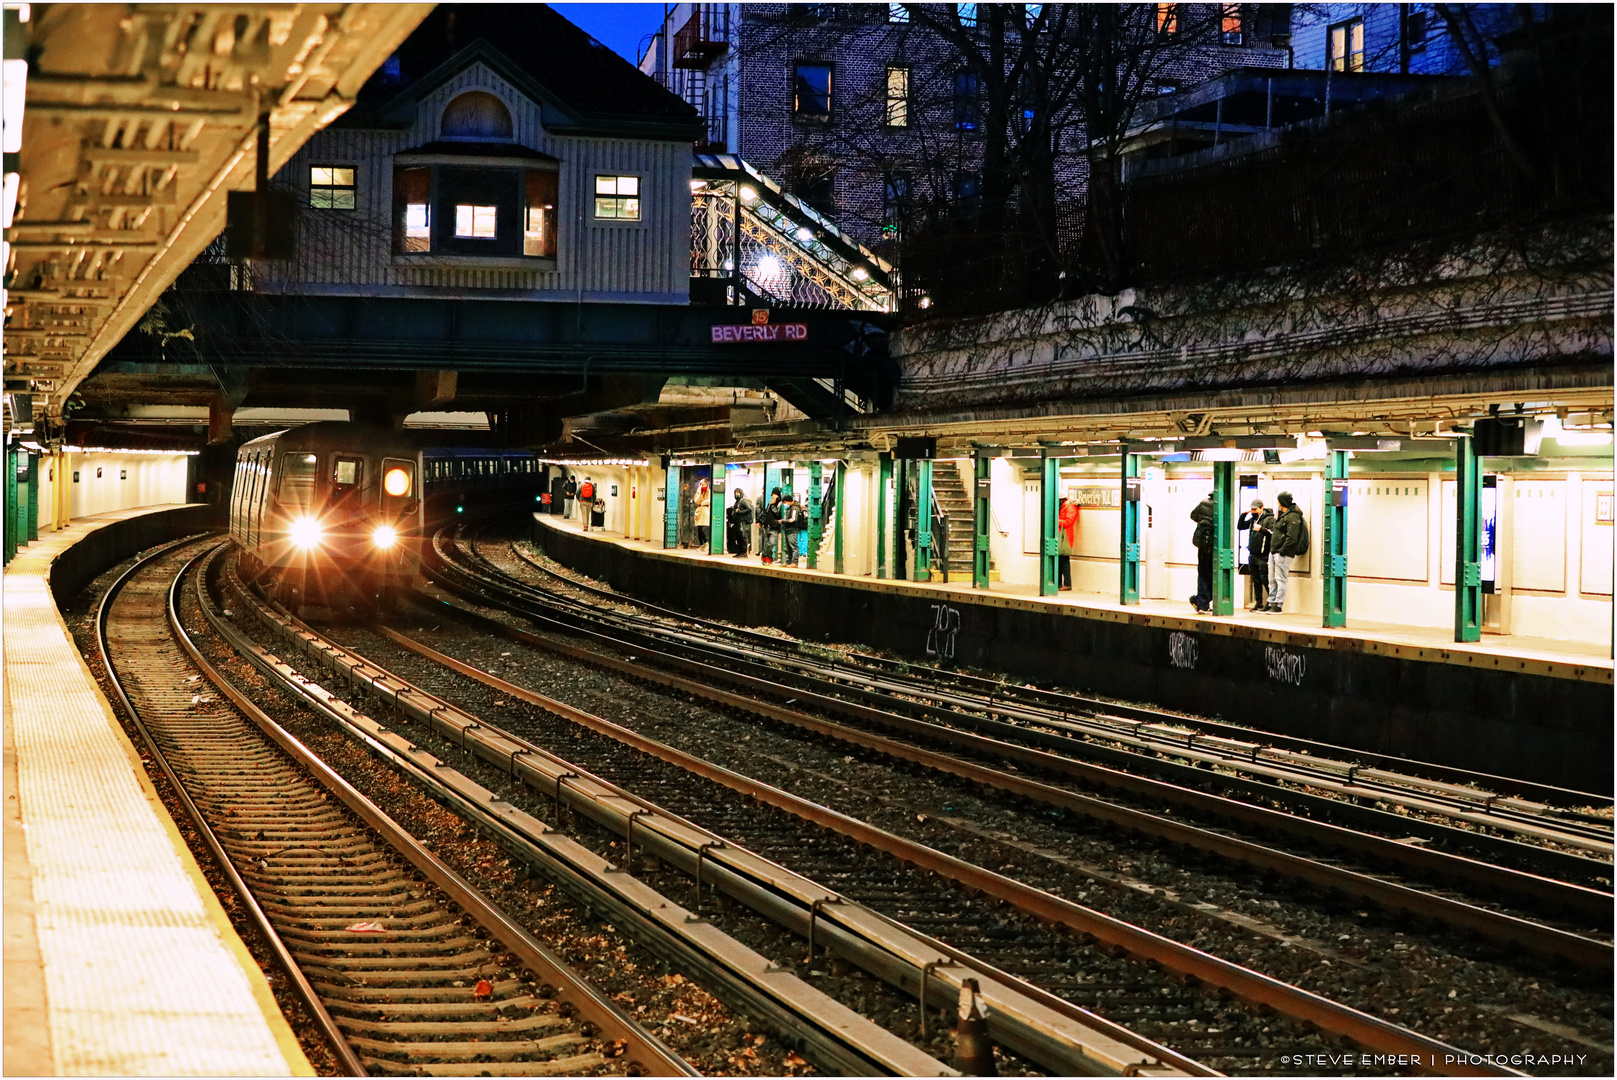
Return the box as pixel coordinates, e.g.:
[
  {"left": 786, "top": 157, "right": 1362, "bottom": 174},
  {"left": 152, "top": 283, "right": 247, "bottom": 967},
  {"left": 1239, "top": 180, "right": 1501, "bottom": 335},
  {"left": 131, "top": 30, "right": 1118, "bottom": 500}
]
[
  {"left": 289, "top": 517, "right": 324, "bottom": 549},
  {"left": 371, "top": 525, "right": 398, "bottom": 550},
  {"left": 383, "top": 467, "right": 412, "bottom": 497}
]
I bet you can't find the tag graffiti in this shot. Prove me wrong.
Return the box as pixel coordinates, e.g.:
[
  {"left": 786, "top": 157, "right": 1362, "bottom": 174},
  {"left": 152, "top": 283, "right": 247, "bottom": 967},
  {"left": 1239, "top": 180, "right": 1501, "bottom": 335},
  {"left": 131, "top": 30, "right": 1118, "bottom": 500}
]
[
  {"left": 1265, "top": 645, "right": 1307, "bottom": 686},
  {"left": 926, "top": 604, "right": 961, "bottom": 662},
  {"left": 1167, "top": 631, "right": 1198, "bottom": 669}
]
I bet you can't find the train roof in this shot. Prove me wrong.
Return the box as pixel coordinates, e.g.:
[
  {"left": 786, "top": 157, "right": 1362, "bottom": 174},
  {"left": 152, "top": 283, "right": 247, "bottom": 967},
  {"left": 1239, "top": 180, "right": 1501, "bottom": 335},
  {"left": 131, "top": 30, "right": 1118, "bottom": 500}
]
[
  {"left": 237, "top": 421, "right": 420, "bottom": 454},
  {"left": 422, "top": 446, "right": 537, "bottom": 459}
]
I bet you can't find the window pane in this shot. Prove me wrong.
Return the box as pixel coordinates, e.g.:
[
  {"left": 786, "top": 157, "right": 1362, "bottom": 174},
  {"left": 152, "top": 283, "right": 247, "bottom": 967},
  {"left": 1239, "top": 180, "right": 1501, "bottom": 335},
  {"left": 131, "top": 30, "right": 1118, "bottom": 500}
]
[
  {"left": 406, "top": 203, "right": 430, "bottom": 234},
  {"left": 311, "top": 188, "right": 335, "bottom": 209},
  {"left": 333, "top": 459, "right": 360, "bottom": 485},
  {"left": 597, "top": 175, "right": 617, "bottom": 195},
  {"left": 886, "top": 67, "right": 909, "bottom": 126},
  {"left": 618, "top": 176, "right": 639, "bottom": 196},
  {"left": 622, "top": 198, "right": 640, "bottom": 220},
  {"left": 525, "top": 169, "right": 558, "bottom": 257},
  {"left": 596, "top": 196, "right": 614, "bottom": 218},
  {"left": 888, "top": 2, "right": 908, "bottom": 22},
  {"left": 277, "top": 453, "right": 318, "bottom": 509},
  {"left": 473, "top": 205, "right": 497, "bottom": 236},
  {"left": 795, "top": 65, "right": 832, "bottom": 116},
  {"left": 333, "top": 190, "right": 355, "bottom": 210},
  {"left": 311, "top": 166, "right": 334, "bottom": 185},
  {"left": 456, "top": 203, "right": 473, "bottom": 235},
  {"left": 331, "top": 167, "right": 355, "bottom": 186}
]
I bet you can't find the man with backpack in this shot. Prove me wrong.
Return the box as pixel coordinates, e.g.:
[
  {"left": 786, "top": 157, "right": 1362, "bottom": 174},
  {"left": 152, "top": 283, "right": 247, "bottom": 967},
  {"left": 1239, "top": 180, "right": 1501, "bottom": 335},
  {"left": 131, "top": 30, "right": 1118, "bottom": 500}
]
[
  {"left": 758, "top": 488, "right": 783, "bottom": 564},
  {"left": 1265, "top": 491, "right": 1308, "bottom": 613},
  {"left": 578, "top": 477, "right": 596, "bottom": 531},
  {"left": 780, "top": 496, "right": 805, "bottom": 566}
]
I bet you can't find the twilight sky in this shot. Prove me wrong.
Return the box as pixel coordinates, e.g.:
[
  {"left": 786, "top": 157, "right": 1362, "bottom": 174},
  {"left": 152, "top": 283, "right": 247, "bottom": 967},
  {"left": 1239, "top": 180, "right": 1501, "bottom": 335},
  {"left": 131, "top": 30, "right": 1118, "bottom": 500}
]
[{"left": 549, "top": 3, "right": 670, "bottom": 66}]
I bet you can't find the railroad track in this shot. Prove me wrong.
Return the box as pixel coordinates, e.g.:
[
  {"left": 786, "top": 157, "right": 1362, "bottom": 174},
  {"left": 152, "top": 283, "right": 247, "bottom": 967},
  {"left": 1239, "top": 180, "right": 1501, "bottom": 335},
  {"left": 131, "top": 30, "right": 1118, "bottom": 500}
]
[
  {"left": 495, "top": 528, "right": 1614, "bottom": 858},
  {"left": 221, "top": 539, "right": 1549, "bottom": 1076},
  {"left": 98, "top": 537, "right": 693, "bottom": 1078},
  {"left": 423, "top": 525, "right": 1613, "bottom": 970}
]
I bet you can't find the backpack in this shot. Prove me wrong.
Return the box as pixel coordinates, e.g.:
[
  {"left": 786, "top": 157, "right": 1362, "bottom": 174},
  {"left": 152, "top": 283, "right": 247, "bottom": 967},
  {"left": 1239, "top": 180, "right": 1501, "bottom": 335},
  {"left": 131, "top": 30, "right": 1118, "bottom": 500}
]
[
  {"left": 1192, "top": 519, "right": 1213, "bottom": 550},
  {"left": 579, "top": 481, "right": 594, "bottom": 500},
  {"left": 1295, "top": 515, "right": 1309, "bottom": 556}
]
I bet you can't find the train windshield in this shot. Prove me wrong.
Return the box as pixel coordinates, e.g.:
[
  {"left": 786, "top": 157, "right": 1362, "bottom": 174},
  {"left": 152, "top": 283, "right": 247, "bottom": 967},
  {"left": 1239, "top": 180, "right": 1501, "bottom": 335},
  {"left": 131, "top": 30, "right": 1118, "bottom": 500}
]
[{"left": 277, "top": 453, "right": 319, "bottom": 509}]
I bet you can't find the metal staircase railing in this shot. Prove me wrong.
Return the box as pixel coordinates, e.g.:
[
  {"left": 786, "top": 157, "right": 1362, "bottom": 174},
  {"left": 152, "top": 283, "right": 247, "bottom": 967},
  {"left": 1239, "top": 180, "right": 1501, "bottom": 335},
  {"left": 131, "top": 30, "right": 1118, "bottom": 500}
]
[{"left": 691, "top": 153, "right": 896, "bottom": 312}]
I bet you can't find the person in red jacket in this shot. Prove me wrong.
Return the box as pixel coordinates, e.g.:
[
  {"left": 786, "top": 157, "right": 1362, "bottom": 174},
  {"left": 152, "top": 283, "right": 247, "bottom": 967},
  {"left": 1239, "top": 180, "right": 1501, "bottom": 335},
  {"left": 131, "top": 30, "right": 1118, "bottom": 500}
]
[
  {"left": 578, "top": 478, "right": 595, "bottom": 531},
  {"left": 1057, "top": 497, "right": 1079, "bottom": 591}
]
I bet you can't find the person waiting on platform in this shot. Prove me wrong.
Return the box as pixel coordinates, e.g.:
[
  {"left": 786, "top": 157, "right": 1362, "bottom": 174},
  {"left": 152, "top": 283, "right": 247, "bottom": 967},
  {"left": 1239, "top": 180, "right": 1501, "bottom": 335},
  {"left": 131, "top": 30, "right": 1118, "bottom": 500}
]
[
  {"left": 759, "top": 488, "right": 783, "bottom": 564},
  {"left": 1189, "top": 491, "right": 1214, "bottom": 613},
  {"left": 562, "top": 475, "right": 578, "bottom": 518},
  {"left": 1238, "top": 498, "right": 1274, "bottom": 611},
  {"left": 578, "top": 477, "right": 596, "bottom": 531},
  {"left": 1266, "top": 492, "right": 1308, "bottom": 613},
  {"left": 1057, "top": 496, "right": 1079, "bottom": 591},
  {"left": 693, "top": 481, "right": 711, "bottom": 549},
  {"left": 726, "top": 489, "right": 754, "bottom": 557},
  {"left": 781, "top": 496, "right": 805, "bottom": 566}
]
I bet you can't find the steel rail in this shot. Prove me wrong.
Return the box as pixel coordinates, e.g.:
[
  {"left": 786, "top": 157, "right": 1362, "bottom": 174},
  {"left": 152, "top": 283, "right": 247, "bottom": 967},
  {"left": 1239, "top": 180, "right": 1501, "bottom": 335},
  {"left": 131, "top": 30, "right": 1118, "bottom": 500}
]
[
  {"left": 430, "top": 539, "right": 1613, "bottom": 922},
  {"left": 176, "top": 544, "right": 698, "bottom": 1077},
  {"left": 95, "top": 537, "right": 370, "bottom": 1077},
  {"left": 382, "top": 599, "right": 1613, "bottom": 973},
  {"left": 207, "top": 555, "right": 963, "bottom": 1078},
  {"left": 360, "top": 620, "right": 1528, "bottom": 1078},
  {"left": 504, "top": 529, "right": 1609, "bottom": 821},
  {"left": 501, "top": 535, "right": 1612, "bottom": 848}
]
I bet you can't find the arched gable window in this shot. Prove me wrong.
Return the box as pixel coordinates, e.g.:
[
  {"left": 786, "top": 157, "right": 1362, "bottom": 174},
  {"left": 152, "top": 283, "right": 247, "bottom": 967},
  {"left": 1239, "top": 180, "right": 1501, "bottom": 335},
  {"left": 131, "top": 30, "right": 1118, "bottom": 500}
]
[{"left": 441, "top": 91, "right": 513, "bottom": 140}]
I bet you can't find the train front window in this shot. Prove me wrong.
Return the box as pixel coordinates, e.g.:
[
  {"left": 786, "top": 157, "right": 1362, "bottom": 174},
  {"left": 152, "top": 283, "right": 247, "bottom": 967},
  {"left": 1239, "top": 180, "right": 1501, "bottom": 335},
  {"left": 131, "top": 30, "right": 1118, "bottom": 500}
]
[
  {"left": 333, "top": 458, "right": 362, "bottom": 487},
  {"left": 277, "top": 453, "right": 319, "bottom": 509}
]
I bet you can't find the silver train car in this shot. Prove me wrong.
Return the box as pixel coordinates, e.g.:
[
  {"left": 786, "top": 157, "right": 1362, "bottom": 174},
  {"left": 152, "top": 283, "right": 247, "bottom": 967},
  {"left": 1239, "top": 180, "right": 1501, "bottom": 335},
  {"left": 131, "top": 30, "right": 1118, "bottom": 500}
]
[{"left": 230, "top": 422, "right": 423, "bottom": 612}]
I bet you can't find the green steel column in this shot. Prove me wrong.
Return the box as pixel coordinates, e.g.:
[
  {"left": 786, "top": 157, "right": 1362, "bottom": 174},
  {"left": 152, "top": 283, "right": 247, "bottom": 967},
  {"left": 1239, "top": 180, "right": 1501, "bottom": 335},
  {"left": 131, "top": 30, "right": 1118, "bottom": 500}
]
[
  {"left": 1120, "top": 450, "right": 1141, "bottom": 605},
  {"left": 876, "top": 453, "right": 892, "bottom": 579},
  {"left": 1039, "top": 450, "right": 1058, "bottom": 596},
  {"left": 25, "top": 451, "right": 38, "bottom": 542},
  {"left": 663, "top": 464, "right": 681, "bottom": 549},
  {"left": 833, "top": 461, "right": 846, "bottom": 574},
  {"left": 1212, "top": 461, "right": 1235, "bottom": 616},
  {"left": 709, "top": 460, "right": 726, "bottom": 555},
  {"left": 4, "top": 446, "right": 17, "bottom": 565},
  {"left": 1324, "top": 449, "right": 1349, "bottom": 628},
  {"left": 972, "top": 449, "right": 991, "bottom": 589},
  {"left": 15, "top": 451, "right": 30, "bottom": 551},
  {"left": 806, "top": 461, "right": 823, "bottom": 569},
  {"left": 1455, "top": 436, "right": 1482, "bottom": 642},
  {"left": 913, "top": 458, "right": 934, "bottom": 581}
]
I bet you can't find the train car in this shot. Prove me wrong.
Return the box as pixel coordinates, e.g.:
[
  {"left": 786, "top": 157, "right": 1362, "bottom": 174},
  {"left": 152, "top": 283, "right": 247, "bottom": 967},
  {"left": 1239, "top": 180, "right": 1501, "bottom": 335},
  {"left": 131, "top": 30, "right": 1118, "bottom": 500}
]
[
  {"left": 230, "top": 422, "right": 423, "bottom": 612},
  {"left": 422, "top": 446, "right": 546, "bottom": 523}
]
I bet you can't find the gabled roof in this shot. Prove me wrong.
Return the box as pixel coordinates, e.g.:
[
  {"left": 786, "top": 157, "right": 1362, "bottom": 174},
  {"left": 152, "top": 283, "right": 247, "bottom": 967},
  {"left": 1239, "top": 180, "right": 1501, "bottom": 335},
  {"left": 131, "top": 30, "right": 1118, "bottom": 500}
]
[{"left": 343, "top": 4, "right": 701, "bottom": 140}]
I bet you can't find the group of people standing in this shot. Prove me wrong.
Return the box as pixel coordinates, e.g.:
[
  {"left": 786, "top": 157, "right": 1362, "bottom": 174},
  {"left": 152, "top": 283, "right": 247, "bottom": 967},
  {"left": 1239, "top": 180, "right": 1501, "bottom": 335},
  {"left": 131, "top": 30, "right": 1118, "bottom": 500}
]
[
  {"left": 1190, "top": 491, "right": 1307, "bottom": 614},
  {"left": 560, "top": 475, "right": 606, "bottom": 531},
  {"left": 724, "top": 487, "right": 808, "bottom": 565}
]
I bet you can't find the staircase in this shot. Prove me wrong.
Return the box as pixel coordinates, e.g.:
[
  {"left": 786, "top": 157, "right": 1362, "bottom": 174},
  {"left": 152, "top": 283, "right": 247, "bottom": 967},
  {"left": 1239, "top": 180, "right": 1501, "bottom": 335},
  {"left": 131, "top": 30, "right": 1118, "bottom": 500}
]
[{"left": 930, "top": 461, "right": 977, "bottom": 581}]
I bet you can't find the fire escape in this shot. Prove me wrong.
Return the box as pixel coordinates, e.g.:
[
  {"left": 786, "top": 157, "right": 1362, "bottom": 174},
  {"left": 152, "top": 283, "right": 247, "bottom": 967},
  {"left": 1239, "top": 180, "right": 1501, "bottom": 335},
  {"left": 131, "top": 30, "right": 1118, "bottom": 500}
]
[{"left": 672, "top": 4, "right": 729, "bottom": 153}]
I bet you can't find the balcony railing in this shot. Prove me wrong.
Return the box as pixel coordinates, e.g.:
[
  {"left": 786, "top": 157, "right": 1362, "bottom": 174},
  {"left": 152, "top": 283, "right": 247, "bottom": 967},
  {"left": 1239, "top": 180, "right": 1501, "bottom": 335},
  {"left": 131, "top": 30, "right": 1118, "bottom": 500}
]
[{"left": 674, "top": 6, "right": 729, "bottom": 69}]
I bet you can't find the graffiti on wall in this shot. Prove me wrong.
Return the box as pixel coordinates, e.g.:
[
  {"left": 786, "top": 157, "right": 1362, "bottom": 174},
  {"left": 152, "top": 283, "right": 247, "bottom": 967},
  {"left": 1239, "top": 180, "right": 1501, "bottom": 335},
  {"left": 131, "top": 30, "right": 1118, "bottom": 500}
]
[
  {"left": 926, "top": 604, "right": 961, "bottom": 662},
  {"left": 1167, "top": 631, "right": 1198, "bottom": 669}
]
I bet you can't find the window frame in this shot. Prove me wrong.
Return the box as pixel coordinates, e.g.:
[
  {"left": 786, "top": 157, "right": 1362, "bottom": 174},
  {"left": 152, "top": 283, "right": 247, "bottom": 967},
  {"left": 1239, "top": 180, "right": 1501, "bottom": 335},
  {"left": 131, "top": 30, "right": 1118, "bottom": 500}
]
[
  {"left": 310, "top": 164, "right": 356, "bottom": 210},
  {"left": 1220, "top": 3, "right": 1243, "bottom": 44},
  {"left": 593, "top": 174, "right": 643, "bottom": 221},
  {"left": 953, "top": 70, "right": 981, "bottom": 132},
  {"left": 1328, "top": 16, "right": 1365, "bottom": 72},
  {"left": 453, "top": 203, "right": 499, "bottom": 239},
  {"left": 793, "top": 62, "right": 834, "bottom": 121},
  {"left": 884, "top": 65, "right": 911, "bottom": 128},
  {"left": 1155, "top": 3, "right": 1178, "bottom": 36}
]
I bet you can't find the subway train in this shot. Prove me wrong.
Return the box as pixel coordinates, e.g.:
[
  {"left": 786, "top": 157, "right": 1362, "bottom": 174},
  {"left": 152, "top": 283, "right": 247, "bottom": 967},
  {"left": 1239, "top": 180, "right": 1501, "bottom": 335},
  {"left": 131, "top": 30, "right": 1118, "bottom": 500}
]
[{"left": 229, "top": 422, "right": 542, "bottom": 612}]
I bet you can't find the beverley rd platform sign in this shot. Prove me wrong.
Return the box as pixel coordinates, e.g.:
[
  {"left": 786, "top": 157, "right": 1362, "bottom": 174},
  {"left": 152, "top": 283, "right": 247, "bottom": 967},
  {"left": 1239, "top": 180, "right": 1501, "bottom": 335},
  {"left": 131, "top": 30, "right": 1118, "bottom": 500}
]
[{"left": 711, "top": 322, "right": 808, "bottom": 343}]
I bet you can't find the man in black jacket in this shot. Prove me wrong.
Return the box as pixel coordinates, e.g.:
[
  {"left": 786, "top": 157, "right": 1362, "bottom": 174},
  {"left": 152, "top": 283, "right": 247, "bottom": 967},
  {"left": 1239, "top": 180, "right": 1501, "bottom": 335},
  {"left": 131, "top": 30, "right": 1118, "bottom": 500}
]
[
  {"left": 1189, "top": 492, "right": 1214, "bottom": 613},
  {"left": 758, "top": 488, "right": 783, "bottom": 564},
  {"left": 1267, "top": 492, "right": 1306, "bottom": 613},
  {"left": 781, "top": 496, "right": 805, "bottom": 566},
  {"left": 726, "top": 489, "right": 754, "bottom": 556},
  {"left": 1238, "top": 499, "right": 1274, "bottom": 611}
]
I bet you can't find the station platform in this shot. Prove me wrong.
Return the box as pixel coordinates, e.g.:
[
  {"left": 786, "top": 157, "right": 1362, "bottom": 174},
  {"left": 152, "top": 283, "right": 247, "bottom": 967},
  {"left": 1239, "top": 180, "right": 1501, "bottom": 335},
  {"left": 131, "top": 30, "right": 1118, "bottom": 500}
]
[
  {"left": 533, "top": 516, "right": 1613, "bottom": 795},
  {"left": 4, "top": 506, "right": 310, "bottom": 1076}
]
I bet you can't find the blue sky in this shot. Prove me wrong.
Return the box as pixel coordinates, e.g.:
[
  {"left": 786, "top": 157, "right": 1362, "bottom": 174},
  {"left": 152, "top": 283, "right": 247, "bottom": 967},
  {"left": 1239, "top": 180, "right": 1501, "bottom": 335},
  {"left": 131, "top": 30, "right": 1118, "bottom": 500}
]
[{"left": 550, "top": 3, "right": 668, "bottom": 66}]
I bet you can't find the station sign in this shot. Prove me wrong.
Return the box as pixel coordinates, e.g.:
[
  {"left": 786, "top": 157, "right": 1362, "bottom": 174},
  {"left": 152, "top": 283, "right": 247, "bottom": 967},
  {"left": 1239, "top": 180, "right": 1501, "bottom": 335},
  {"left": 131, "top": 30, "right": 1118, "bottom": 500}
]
[{"left": 711, "top": 322, "right": 809, "bottom": 343}]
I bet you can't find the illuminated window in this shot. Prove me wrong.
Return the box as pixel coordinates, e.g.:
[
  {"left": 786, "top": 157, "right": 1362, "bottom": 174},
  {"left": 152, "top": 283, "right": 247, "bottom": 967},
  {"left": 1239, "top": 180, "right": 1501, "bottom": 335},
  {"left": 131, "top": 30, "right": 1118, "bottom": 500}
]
[
  {"left": 887, "top": 3, "right": 908, "bottom": 22},
  {"left": 794, "top": 64, "right": 832, "bottom": 119},
  {"left": 1156, "top": 3, "right": 1177, "bottom": 34},
  {"left": 454, "top": 204, "right": 497, "bottom": 238},
  {"left": 594, "top": 175, "right": 641, "bottom": 220},
  {"left": 1221, "top": 3, "right": 1242, "bottom": 44},
  {"left": 885, "top": 66, "right": 910, "bottom": 127},
  {"left": 1329, "top": 17, "right": 1365, "bottom": 71},
  {"left": 394, "top": 166, "right": 430, "bottom": 252},
  {"left": 310, "top": 165, "right": 355, "bottom": 209},
  {"left": 525, "top": 170, "right": 558, "bottom": 256},
  {"left": 957, "top": 3, "right": 977, "bottom": 27}
]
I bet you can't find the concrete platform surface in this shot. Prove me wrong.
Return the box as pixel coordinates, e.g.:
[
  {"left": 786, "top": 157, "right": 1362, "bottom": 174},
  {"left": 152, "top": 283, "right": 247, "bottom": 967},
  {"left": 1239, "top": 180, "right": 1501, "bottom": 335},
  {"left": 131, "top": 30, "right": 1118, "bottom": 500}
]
[{"left": 4, "top": 508, "right": 310, "bottom": 1076}]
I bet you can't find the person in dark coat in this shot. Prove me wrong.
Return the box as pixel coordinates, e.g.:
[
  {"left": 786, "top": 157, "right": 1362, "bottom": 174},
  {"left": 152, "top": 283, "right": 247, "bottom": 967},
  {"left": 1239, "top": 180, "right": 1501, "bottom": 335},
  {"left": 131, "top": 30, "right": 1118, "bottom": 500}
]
[
  {"left": 759, "top": 487, "right": 783, "bottom": 564},
  {"left": 1238, "top": 499, "right": 1274, "bottom": 611},
  {"left": 1267, "top": 492, "right": 1307, "bottom": 613},
  {"left": 726, "top": 489, "right": 754, "bottom": 556},
  {"left": 1189, "top": 492, "right": 1215, "bottom": 613},
  {"left": 781, "top": 496, "right": 805, "bottom": 566}
]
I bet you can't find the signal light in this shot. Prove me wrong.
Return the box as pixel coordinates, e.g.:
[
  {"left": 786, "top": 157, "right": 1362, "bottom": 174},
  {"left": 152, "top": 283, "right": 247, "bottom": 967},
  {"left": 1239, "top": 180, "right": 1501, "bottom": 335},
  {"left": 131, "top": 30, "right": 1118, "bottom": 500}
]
[{"left": 456, "top": 505, "right": 464, "bottom": 514}]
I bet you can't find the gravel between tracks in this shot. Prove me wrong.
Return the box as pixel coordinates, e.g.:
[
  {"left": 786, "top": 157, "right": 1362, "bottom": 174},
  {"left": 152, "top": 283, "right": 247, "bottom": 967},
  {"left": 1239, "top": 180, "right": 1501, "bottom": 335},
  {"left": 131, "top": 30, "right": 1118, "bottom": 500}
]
[{"left": 371, "top": 556, "right": 1612, "bottom": 1076}]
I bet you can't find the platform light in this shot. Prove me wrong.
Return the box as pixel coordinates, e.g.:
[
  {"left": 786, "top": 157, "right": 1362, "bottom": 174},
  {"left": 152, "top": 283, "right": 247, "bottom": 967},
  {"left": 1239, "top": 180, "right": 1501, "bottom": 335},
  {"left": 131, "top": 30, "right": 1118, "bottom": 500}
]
[
  {"left": 852, "top": 267, "right": 868, "bottom": 281},
  {"left": 796, "top": 226, "right": 814, "bottom": 243},
  {"left": 289, "top": 517, "right": 324, "bottom": 549},
  {"left": 740, "top": 185, "right": 758, "bottom": 202},
  {"left": 690, "top": 179, "right": 706, "bottom": 191},
  {"left": 755, "top": 254, "right": 783, "bottom": 279}
]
